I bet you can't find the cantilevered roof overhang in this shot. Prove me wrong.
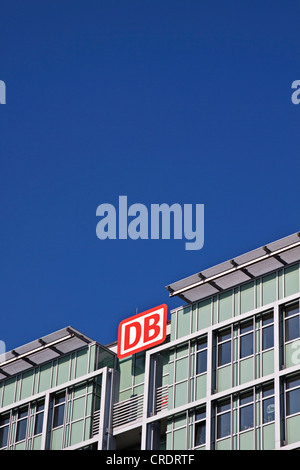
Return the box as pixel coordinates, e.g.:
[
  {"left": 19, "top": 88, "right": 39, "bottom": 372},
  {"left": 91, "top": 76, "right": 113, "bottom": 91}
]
[
  {"left": 0, "top": 327, "right": 94, "bottom": 381},
  {"left": 166, "top": 232, "right": 300, "bottom": 304}
]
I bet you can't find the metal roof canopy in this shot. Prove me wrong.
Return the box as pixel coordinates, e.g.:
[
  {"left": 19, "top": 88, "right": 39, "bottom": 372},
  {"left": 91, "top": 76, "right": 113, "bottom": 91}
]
[
  {"left": 0, "top": 326, "right": 94, "bottom": 380},
  {"left": 166, "top": 232, "right": 300, "bottom": 304}
]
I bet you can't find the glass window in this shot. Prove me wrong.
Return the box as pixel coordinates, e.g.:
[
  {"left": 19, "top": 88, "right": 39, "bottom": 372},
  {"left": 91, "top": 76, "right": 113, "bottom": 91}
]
[
  {"left": 262, "top": 325, "right": 274, "bottom": 350},
  {"left": 53, "top": 393, "right": 66, "bottom": 428},
  {"left": 216, "top": 398, "right": 231, "bottom": 439},
  {"left": 240, "top": 333, "right": 253, "bottom": 358},
  {"left": 217, "top": 411, "right": 231, "bottom": 439},
  {"left": 263, "top": 397, "right": 275, "bottom": 423},
  {"left": 284, "top": 303, "right": 300, "bottom": 342},
  {"left": 196, "top": 350, "right": 207, "bottom": 374},
  {"left": 285, "top": 316, "right": 300, "bottom": 342},
  {"left": 0, "top": 414, "right": 10, "bottom": 448},
  {"left": 196, "top": 339, "right": 207, "bottom": 375},
  {"left": 240, "top": 321, "right": 254, "bottom": 359},
  {"left": 16, "top": 408, "right": 28, "bottom": 442},
  {"left": 34, "top": 402, "right": 44, "bottom": 436},
  {"left": 286, "top": 388, "right": 300, "bottom": 416},
  {"left": 195, "top": 421, "right": 206, "bottom": 446},
  {"left": 218, "top": 342, "right": 231, "bottom": 366},
  {"left": 240, "top": 404, "right": 253, "bottom": 431}
]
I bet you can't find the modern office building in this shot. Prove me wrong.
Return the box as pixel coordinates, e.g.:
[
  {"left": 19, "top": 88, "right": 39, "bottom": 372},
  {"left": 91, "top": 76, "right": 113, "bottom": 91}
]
[{"left": 1, "top": 232, "right": 300, "bottom": 450}]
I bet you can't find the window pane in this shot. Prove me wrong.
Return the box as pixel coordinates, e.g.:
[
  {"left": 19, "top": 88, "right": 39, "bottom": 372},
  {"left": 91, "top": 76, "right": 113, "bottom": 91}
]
[
  {"left": 16, "top": 418, "right": 27, "bottom": 442},
  {"left": 262, "top": 325, "right": 274, "bottom": 350},
  {"left": 285, "top": 316, "right": 300, "bottom": 342},
  {"left": 262, "top": 313, "right": 273, "bottom": 326},
  {"left": 34, "top": 412, "right": 44, "bottom": 435},
  {"left": 53, "top": 404, "right": 65, "bottom": 428},
  {"left": 240, "top": 392, "right": 253, "bottom": 406},
  {"left": 195, "top": 422, "right": 206, "bottom": 446},
  {"left": 0, "top": 426, "right": 9, "bottom": 448},
  {"left": 217, "top": 399, "right": 231, "bottom": 413},
  {"left": 240, "top": 321, "right": 253, "bottom": 334},
  {"left": 218, "top": 329, "right": 231, "bottom": 343},
  {"left": 55, "top": 393, "right": 65, "bottom": 405},
  {"left": 263, "top": 397, "right": 275, "bottom": 423},
  {"left": 0, "top": 415, "right": 9, "bottom": 427},
  {"left": 240, "top": 404, "right": 253, "bottom": 431},
  {"left": 217, "top": 412, "right": 231, "bottom": 439},
  {"left": 197, "top": 338, "right": 207, "bottom": 351},
  {"left": 218, "top": 342, "right": 231, "bottom": 366},
  {"left": 286, "top": 388, "right": 300, "bottom": 415},
  {"left": 286, "top": 376, "right": 300, "bottom": 389},
  {"left": 262, "top": 385, "right": 274, "bottom": 398},
  {"left": 240, "top": 333, "right": 253, "bottom": 358},
  {"left": 285, "top": 304, "right": 299, "bottom": 318},
  {"left": 196, "top": 350, "right": 207, "bottom": 374}
]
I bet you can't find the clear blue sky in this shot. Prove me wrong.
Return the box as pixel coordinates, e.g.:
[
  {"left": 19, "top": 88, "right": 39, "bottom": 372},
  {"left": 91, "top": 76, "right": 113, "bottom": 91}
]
[{"left": 1, "top": 0, "right": 300, "bottom": 351}]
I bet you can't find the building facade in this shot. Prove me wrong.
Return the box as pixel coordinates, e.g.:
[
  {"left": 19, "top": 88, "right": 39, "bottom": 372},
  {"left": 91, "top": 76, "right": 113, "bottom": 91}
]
[{"left": 1, "top": 232, "right": 300, "bottom": 450}]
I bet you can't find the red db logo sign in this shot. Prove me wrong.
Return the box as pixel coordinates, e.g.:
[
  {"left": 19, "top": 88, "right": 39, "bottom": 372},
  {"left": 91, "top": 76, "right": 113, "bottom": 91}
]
[{"left": 117, "top": 304, "right": 167, "bottom": 359}]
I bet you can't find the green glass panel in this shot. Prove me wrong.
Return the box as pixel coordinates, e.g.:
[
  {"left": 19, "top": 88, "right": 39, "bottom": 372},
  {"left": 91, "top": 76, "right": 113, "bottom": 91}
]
[
  {"left": 278, "top": 270, "right": 283, "bottom": 299},
  {"left": 134, "top": 352, "right": 145, "bottom": 385},
  {"left": 284, "top": 342, "right": 300, "bottom": 369},
  {"left": 72, "top": 396, "right": 85, "bottom": 421},
  {"left": 14, "top": 441, "right": 26, "bottom": 450},
  {"left": 118, "top": 389, "right": 132, "bottom": 402},
  {"left": 2, "top": 378, "right": 16, "bottom": 407},
  {"left": 256, "top": 279, "right": 261, "bottom": 308},
  {"left": 70, "top": 420, "right": 84, "bottom": 446},
  {"left": 133, "top": 384, "right": 144, "bottom": 396},
  {"left": 176, "top": 343, "right": 188, "bottom": 359},
  {"left": 262, "top": 350, "right": 274, "bottom": 376},
  {"left": 57, "top": 356, "right": 70, "bottom": 386},
  {"left": 234, "top": 288, "right": 239, "bottom": 316},
  {"left": 216, "top": 438, "right": 231, "bottom": 450},
  {"left": 88, "top": 345, "right": 96, "bottom": 373},
  {"left": 74, "top": 383, "right": 86, "bottom": 398},
  {"left": 38, "top": 363, "right": 51, "bottom": 393},
  {"left": 51, "top": 427, "right": 64, "bottom": 450},
  {"left": 166, "top": 432, "right": 172, "bottom": 449},
  {"left": 20, "top": 370, "right": 34, "bottom": 400},
  {"left": 118, "top": 357, "right": 132, "bottom": 391},
  {"left": 32, "top": 435, "right": 42, "bottom": 450},
  {"left": 217, "top": 365, "right": 232, "bottom": 392},
  {"left": 219, "top": 291, "right": 233, "bottom": 322},
  {"left": 84, "top": 417, "right": 92, "bottom": 441},
  {"left": 177, "top": 307, "right": 191, "bottom": 339},
  {"left": 75, "top": 349, "right": 88, "bottom": 379},
  {"left": 239, "top": 430, "right": 254, "bottom": 450},
  {"left": 174, "top": 382, "right": 188, "bottom": 408},
  {"left": 262, "top": 273, "right": 276, "bottom": 306},
  {"left": 262, "top": 423, "right": 275, "bottom": 450},
  {"left": 197, "top": 299, "right": 211, "bottom": 330},
  {"left": 171, "top": 313, "right": 176, "bottom": 341},
  {"left": 85, "top": 393, "right": 93, "bottom": 416},
  {"left": 286, "top": 415, "right": 300, "bottom": 444},
  {"left": 239, "top": 357, "right": 254, "bottom": 384},
  {"left": 285, "top": 264, "right": 299, "bottom": 297},
  {"left": 192, "top": 304, "right": 197, "bottom": 333},
  {"left": 168, "top": 386, "right": 173, "bottom": 410},
  {"left": 195, "top": 374, "right": 207, "bottom": 400},
  {"left": 212, "top": 297, "right": 218, "bottom": 324},
  {"left": 240, "top": 282, "right": 254, "bottom": 314},
  {"left": 162, "top": 375, "right": 169, "bottom": 386},
  {"left": 174, "top": 414, "right": 186, "bottom": 429},
  {"left": 175, "top": 357, "right": 189, "bottom": 382},
  {"left": 173, "top": 428, "right": 186, "bottom": 450}
]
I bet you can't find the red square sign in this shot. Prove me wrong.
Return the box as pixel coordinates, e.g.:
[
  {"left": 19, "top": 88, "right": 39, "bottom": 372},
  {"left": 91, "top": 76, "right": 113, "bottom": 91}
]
[{"left": 117, "top": 304, "right": 167, "bottom": 359}]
